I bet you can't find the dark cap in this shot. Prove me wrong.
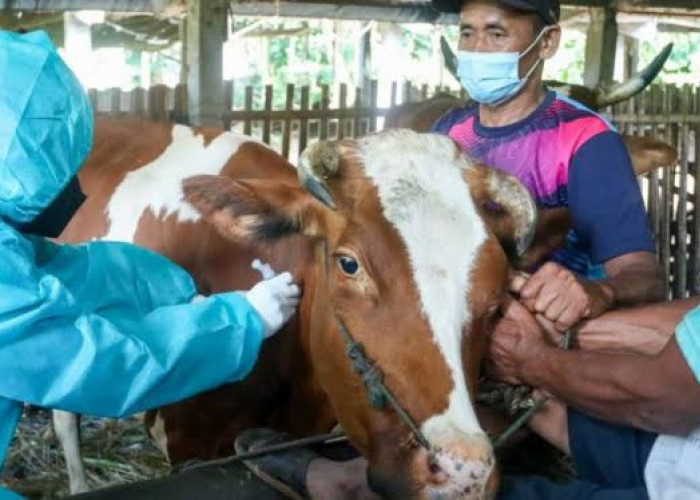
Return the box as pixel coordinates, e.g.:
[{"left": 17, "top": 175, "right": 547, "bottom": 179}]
[{"left": 432, "top": 0, "right": 560, "bottom": 24}]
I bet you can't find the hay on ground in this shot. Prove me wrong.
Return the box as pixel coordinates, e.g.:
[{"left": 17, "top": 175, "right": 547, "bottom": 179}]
[{"left": 1, "top": 407, "right": 169, "bottom": 499}]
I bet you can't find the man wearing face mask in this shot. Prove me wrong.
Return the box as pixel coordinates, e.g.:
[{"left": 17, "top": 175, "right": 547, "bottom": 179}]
[
  {"left": 0, "top": 30, "right": 301, "bottom": 499},
  {"left": 431, "top": 0, "right": 663, "bottom": 331}
]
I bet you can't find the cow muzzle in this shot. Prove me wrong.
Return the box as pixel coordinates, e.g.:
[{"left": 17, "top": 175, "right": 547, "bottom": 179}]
[{"left": 412, "top": 432, "right": 497, "bottom": 500}]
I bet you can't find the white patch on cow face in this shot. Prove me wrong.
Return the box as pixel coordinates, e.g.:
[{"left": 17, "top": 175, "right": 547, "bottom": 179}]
[
  {"left": 357, "top": 130, "right": 488, "bottom": 445},
  {"left": 103, "top": 124, "right": 258, "bottom": 242}
]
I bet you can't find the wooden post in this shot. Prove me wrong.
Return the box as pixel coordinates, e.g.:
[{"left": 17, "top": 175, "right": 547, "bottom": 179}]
[
  {"left": 179, "top": 17, "right": 188, "bottom": 85},
  {"left": 186, "top": 0, "right": 227, "bottom": 126},
  {"left": 355, "top": 24, "right": 372, "bottom": 100},
  {"left": 583, "top": 5, "right": 617, "bottom": 88},
  {"left": 623, "top": 35, "right": 639, "bottom": 79}
]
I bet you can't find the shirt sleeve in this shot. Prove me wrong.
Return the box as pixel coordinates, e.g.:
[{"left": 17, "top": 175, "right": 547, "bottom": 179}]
[
  {"left": 676, "top": 306, "right": 700, "bottom": 386},
  {"left": 567, "top": 130, "right": 655, "bottom": 264},
  {"left": 0, "top": 223, "right": 264, "bottom": 418},
  {"left": 429, "top": 106, "right": 471, "bottom": 135}
]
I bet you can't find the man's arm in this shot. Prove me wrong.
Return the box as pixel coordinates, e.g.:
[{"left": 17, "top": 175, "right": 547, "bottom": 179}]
[
  {"left": 524, "top": 338, "right": 700, "bottom": 435},
  {"left": 516, "top": 131, "right": 663, "bottom": 330},
  {"left": 600, "top": 251, "right": 664, "bottom": 308},
  {"left": 575, "top": 296, "right": 698, "bottom": 355},
  {"left": 488, "top": 297, "right": 700, "bottom": 435}
]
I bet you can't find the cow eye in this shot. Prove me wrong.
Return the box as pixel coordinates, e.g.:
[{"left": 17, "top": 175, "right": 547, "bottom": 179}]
[{"left": 337, "top": 255, "right": 360, "bottom": 276}]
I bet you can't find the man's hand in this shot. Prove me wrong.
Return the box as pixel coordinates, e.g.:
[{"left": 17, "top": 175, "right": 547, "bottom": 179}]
[
  {"left": 511, "top": 263, "right": 614, "bottom": 332},
  {"left": 486, "top": 296, "right": 552, "bottom": 385}
]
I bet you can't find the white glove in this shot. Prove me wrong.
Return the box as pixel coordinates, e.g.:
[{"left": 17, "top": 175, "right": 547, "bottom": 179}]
[
  {"left": 252, "top": 259, "right": 277, "bottom": 280},
  {"left": 191, "top": 294, "right": 206, "bottom": 303},
  {"left": 245, "top": 271, "right": 301, "bottom": 339}
]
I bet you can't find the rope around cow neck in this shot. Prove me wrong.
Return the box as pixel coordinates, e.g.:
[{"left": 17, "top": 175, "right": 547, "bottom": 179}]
[{"left": 177, "top": 323, "right": 567, "bottom": 475}]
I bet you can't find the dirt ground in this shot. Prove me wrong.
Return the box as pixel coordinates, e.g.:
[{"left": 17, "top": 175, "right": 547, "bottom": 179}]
[{"left": 1, "top": 408, "right": 169, "bottom": 499}]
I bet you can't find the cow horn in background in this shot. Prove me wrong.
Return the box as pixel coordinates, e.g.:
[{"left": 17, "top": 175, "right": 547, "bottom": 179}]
[
  {"left": 298, "top": 141, "right": 339, "bottom": 209},
  {"left": 596, "top": 43, "right": 673, "bottom": 108},
  {"left": 439, "top": 36, "right": 673, "bottom": 110},
  {"left": 441, "top": 35, "right": 459, "bottom": 82},
  {"left": 468, "top": 166, "right": 538, "bottom": 257}
]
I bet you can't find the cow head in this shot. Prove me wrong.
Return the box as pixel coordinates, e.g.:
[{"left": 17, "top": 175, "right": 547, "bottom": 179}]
[{"left": 183, "top": 130, "right": 539, "bottom": 499}]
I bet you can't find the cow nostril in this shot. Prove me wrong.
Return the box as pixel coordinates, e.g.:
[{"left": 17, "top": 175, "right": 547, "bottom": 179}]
[{"left": 427, "top": 455, "right": 448, "bottom": 484}]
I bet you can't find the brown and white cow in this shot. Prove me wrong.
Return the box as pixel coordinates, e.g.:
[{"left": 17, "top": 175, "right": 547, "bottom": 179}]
[{"left": 55, "top": 115, "right": 555, "bottom": 498}]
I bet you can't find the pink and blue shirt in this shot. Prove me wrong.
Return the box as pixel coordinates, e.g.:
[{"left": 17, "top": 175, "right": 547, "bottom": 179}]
[{"left": 431, "top": 90, "right": 654, "bottom": 277}]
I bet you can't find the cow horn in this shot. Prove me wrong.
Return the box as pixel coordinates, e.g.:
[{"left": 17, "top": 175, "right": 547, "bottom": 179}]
[
  {"left": 441, "top": 35, "right": 459, "bottom": 81},
  {"left": 298, "top": 141, "right": 339, "bottom": 210},
  {"left": 475, "top": 167, "right": 538, "bottom": 256},
  {"left": 596, "top": 43, "right": 673, "bottom": 108}
]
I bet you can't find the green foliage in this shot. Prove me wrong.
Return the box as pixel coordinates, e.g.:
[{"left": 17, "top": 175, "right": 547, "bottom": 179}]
[{"left": 224, "top": 16, "right": 698, "bottom": 109}]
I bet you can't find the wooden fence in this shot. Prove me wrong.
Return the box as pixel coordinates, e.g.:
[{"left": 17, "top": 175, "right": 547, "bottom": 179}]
[
  {"left": 89, "top": 80, "right": 464, "bottom": 160},
  {"left": 89, "top": 81, "right": 699, "bottom": 299},
  {"left": 609, "top": 85, "right": 700, "bottom": 299}
]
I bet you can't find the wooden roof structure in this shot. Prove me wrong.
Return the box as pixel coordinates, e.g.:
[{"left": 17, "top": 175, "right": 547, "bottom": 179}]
[{"left": 1, "top": 0, "right": 698, "bottom": 22}]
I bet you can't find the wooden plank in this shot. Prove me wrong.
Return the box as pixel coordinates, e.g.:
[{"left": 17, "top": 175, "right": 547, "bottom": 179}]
[
  {"left": 282, "top": 84, "right": 294, "bottom": 159},
  {"left": 110, "top": 87, "right": 121, "bottom": 115},
  {"left": 354, "top": 86, "right": 364, "bottom": 137},
  {"left": 320, "top": 85, "right": 329, "bottom": 141},
  {"left": 403, "top": 81, "right": 411, "bottom": 104},
  {"left": 224, "top": 105, "right": 423, "bottom": 122},
  {"left": 676, "top": 85, "right": 690, "bottom": 297},
  {"left": 130, "top": 87, "right": 146, "bottom": 116},
  {"left": 148, "top": 85, "right": 167, "bottom": 122},
  {"left": 186, "top": 0, "right": 226, "bottom": 126},
  {"left": 299, "top": 86, "right": 310, "bottom": 152},
  {"left": 693, "top": 87, "right": 700, "bottom": 293},
  {"left": 369, "top": 80, "right": 378, "bottom": 133},
  {"left": 660, "top": 86, "right": 673, "bottom": 298},
  {"left": 647, "top": 86, "right": 661, "bottom": 261},
  {"left": 174, "top": 83, "right": 189, "bottom": 124},
  {"left": 339, "top": 83, "right": 348, "bottom": 140},
  {"left": 244, "top": 85, "right": 253, "bottom": 136},
  {"left": 583, "top": 6, "right": 617, "bottom": 87},
  {"left": 262, "top": 84, "right": 273, "bottom": 146},
  {"left": 223, "top": 80, "right": 233, "bottom": 129}
]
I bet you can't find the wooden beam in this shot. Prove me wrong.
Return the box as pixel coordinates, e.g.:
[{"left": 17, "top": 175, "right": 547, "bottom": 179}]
[
  {"left": 186, "top": 0, "right": 226, "bottom": 126},
  {"left": 228, "top": 2, "right": 458, "bottom": 24},
  {"left": 584, "top": 6, "right": 618, "bottom": 88},
  {"left": 563, "top": 0, "right": 699, "bottom": 9},
  {"left": 0, "top": 0, "right": 163, "bottom": 11}
]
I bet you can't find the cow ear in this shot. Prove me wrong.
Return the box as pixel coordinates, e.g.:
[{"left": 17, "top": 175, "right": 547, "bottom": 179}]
[
  {"left": 477, "top": 203, "right": 572, "bottom": 270},
  {"left": 182, "top": 174, "right": 321, "bottom": 242}
]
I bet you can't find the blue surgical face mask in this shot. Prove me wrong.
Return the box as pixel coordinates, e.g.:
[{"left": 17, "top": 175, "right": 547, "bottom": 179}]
[{"left": 457, "top": 27, "right": 550, "bottom": 107}]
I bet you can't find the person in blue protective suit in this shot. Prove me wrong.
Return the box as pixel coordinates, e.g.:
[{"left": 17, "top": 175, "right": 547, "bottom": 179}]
[{"left": 0, "top": 30, "right": 300, "bottom": 499}]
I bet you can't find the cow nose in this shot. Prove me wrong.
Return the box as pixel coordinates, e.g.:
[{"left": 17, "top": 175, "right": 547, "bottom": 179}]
[{"left": 413, "top": 435, "right": 496, "bottom": 499}]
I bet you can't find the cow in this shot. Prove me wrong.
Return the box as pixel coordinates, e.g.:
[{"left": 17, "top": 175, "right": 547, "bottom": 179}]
[
  {"left": 385, "top": 40, "right": 678, "bottom": 176},
  {"left": 52, "top": 114, "right": 584, "bottom": 498}
]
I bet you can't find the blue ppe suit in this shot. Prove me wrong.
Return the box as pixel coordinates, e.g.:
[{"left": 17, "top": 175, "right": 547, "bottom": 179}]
[{"left": 0, "top": 31, "right": 264, "bottom": 498}]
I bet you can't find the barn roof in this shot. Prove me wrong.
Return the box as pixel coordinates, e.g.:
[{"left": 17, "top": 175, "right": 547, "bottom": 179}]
[{"left": 0, "top": 0, "right": 697, "bottom": 50}]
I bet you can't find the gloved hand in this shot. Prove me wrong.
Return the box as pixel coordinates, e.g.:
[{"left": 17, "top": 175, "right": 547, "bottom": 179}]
[{"left": 245, "top": 271, "right": 301, "bottom": 339}]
